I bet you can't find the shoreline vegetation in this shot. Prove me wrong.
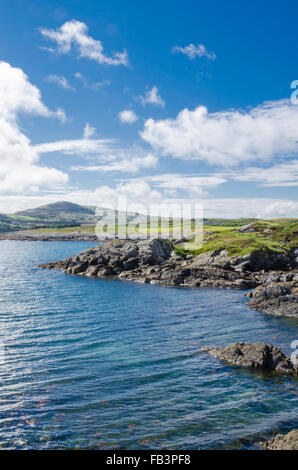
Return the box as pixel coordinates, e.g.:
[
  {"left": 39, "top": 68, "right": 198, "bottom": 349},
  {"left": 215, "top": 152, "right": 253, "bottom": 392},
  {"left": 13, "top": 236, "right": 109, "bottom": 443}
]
[{"left": 1, "top": 203, "right": 297, "bottom": 450}]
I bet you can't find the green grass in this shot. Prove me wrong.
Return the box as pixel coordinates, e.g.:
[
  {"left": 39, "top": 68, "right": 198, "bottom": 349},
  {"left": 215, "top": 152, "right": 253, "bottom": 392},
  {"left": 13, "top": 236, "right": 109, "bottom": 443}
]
[
  {"left": 29, "top": 225, "right": 96, "bottom": 234},
  {"left": 6, "top": 217, "right": 298, "bottom": 259},
  {"left": 175, "top": 219, "right": 298, "bottom": 256}
]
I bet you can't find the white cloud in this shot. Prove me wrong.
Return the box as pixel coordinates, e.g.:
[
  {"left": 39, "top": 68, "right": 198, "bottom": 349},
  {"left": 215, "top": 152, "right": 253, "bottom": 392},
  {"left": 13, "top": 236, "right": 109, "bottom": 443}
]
[
  {"left": 143, "top": 173, "right": 226, "bottom": 197},
  {"left": 40, "top": 19, "right": 128, "bottom": 66},
  {"left": 74, "top": 72, "right": 110, "bottom": 90},
  {"left": 74, "top": 71, "right": 88, "bottom": 87},
  {"left": 199, "top": 198, "right": 298, "bottom": 219},
  {"left": 34, "top": 136, "right": 157, "bottom": 174},
  {"left": 34, "top": 138, "right": 114, "bottom": 156},
  {"left": 138, "top": 86, "right": 165, "bottom": 107},
  {"left": 171, "top": 43, "right": 216, "bottom": 60},
  {"left": 141, "top": 99, "right": 298, "bottom": 166},
  {"left": 72, "top": 153, "right": 157, "bottom": 174},
  {"left": 0, "top": 61, "right": 68, "bottom": 194},
  {"left": 0, "top": 61, "right": 65, "bottom": 121},
  {"left": 92, "top": 80, "right": 111, "bottom": 90},
  {"left": 83, "top": 123, "right": 96, "bottom": 139},
  {"left": 118, "top": 110, "right": 138, "bottom": 124},
  {"left": 2, "top": 191, "right": 297, "bottom": 220},
  {"left": 228, "top": 160, "right": 298, "bottom": 187},
  {"left": 45, "top": 74, "right": 75, "bottom": 91}
]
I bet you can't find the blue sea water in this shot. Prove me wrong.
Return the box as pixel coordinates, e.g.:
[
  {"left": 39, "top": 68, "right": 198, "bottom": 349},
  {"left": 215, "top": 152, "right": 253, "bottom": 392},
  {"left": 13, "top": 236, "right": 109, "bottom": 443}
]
[{"left": 0, "top": 240, "right": 297, "bottom": 450}]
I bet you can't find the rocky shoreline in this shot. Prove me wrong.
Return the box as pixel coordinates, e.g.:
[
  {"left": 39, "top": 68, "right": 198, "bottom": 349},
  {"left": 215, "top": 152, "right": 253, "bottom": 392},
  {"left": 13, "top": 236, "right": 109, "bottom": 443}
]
[
  {"left": 39, "top": 237, "right": 298, "bottom": 318},
  {"left": 0, "top": 230, "right": 101, "bottom": 242},
  {"left": 38, "top": 237, "right": 298, "bottom": 449},
  {"left": 248, "top": 273, "right": 298, "bottom": 318}
]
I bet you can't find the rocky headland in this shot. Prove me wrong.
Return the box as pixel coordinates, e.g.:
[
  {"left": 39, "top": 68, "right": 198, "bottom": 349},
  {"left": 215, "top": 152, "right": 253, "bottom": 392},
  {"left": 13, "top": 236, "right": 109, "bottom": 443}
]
[
  {"left": 39, "top": 238, "right": 297, "bottom": 318},
  {"left": 203, "top": 342, "right": 297, "bottom": 375}
]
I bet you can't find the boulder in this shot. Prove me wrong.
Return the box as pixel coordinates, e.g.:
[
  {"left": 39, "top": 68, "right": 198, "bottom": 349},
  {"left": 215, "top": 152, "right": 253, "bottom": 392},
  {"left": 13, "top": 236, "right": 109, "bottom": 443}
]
[{"left": 203, "top": 342, "right": 297, "bottom": 374}]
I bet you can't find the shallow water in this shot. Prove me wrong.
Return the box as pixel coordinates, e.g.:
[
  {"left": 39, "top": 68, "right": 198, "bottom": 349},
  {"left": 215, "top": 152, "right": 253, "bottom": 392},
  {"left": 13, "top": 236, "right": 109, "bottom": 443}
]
[{"left": 0, "top": 240, "right": 297, "bottom": 449}]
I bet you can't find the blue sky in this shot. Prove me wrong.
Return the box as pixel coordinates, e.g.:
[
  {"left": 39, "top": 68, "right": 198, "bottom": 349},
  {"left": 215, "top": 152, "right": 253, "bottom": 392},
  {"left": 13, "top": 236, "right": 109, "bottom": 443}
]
[{"left": 0, "top": 0, "right": 298, "bottom": 217}]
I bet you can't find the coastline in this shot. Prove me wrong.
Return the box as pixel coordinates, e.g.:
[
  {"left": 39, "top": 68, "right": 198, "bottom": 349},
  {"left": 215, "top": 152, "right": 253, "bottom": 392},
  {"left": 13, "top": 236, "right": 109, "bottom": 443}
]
[
  {"left": 39, "top": 237, "right": 298, "bottom": 319},
  {"left": 38, "top": 237, "right": 298, "bottom": 449},
  {"left": 1, "top": 237, "right": 297, "bottom": 449},
  {"left": 0, "top": 230, "right": 101, "bottom": 242}
]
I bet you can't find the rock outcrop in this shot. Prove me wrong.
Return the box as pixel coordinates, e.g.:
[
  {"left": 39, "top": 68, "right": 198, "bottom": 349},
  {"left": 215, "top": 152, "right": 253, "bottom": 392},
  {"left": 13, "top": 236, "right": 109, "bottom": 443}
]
[
  {"left": 192, "top": 248, "right": 295, "bottom": 272},
  {"left": 39, "top": 239, "right": 258, "bottom": 290},
  {"left": 39, "top": 238, "right": 297, "bottom": 315},
  {"left": 248, "top": 273, "right": 298, "bottom": 318},
  {"left": 260, "top": 429, "right": 298, "bottom": 450},
  {"left": 203, "top": 342, "right": 297, "bottom": 375}
]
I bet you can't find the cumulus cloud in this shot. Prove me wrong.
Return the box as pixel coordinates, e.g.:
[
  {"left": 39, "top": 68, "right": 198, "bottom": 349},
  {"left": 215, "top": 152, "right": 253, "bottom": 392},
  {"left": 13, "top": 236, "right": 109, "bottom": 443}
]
[
  {"left": 141, "top": 99, "right": 298, "bottom": 166},
  {"left": 138, "top": 86, "right": 165, "bottom": 107},
  {"left": 0, "top": 61, "right": 68, "bottom": 194},
  {"left": 45, "top": 74, "right": 75, "bottom": 91},
  {"left": 171, "top": 43, "right": 216, "bottom": 60},
  {"left": 118, "top": 110, "right": 138, "bottom": 124},
  {"left": 40, "top": 20, "right": 128, "bottom": 66}
]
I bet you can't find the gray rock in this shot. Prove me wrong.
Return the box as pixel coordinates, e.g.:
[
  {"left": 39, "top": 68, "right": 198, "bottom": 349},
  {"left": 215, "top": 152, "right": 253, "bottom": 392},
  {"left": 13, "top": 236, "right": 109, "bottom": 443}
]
[
  {"left": 203, "top": 342, "right": 297, "bottom": 374},
  {"left": 235, "top": 223, "right": 257, "bottom": 233},
  {"left": 249, "top": 278, "right": 298, "bottom": 318},
  {"left": 260, "top": 429, "right": 298, "bottom": 450},
  {"left": 39, "top": 238, "right": 260, "bottom": 290}
]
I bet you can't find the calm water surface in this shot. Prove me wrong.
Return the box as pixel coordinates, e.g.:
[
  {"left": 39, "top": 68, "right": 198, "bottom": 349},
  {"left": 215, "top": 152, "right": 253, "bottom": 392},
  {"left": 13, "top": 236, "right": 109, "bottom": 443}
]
[{"left": 0, "top": 241, "right": 297, "bottom": 449}]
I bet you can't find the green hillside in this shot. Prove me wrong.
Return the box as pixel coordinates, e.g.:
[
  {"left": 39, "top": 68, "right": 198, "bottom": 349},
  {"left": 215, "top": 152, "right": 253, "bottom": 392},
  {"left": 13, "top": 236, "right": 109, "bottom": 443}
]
[{"left": 0, "top": 201, "right": 98, "bottom": 233}]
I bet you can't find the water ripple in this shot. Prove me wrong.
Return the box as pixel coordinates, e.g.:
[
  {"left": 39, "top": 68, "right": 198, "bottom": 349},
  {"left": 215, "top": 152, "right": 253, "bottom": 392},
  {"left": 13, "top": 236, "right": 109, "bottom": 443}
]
[{"left": 0, "top": 241, "right": 297, "bottom": 449}]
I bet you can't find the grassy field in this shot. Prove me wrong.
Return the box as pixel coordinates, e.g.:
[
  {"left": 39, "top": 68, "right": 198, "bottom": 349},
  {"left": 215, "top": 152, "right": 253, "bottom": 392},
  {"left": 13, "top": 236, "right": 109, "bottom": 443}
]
[
  {"left": 25, "top": 218, "right": 298, "bottom": 258},
  {"left": 175, "top": 219, "right": 298, "bottom": 256}
]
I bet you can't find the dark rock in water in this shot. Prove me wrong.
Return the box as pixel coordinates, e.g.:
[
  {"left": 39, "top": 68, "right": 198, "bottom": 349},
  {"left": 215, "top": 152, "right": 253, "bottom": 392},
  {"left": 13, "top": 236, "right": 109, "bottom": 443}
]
[
  {"left": 39, "top": 238, "right": 259, "bottom": 290},
  {"left": 248, "top": 273, "right": 298, "bottom": 318},
  {"left": 38, "top": 237, "right": 298, "bottom": 318},
  {"left": 203, "top": 342, "right": 297, "bottom": 375},
  {"left": 260, "top": 429, "right": 298, "bottom": 450}
]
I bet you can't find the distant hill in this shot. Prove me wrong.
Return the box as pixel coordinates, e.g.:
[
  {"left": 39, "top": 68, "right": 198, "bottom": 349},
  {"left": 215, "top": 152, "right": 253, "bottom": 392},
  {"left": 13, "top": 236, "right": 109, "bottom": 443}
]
[
  {"left": 0, "top": 201, "right": 99, "bottom": 233},
  {"left": 16, "top": 201, "right": 95, "bottom": 218},
  {"left": 0, "top": 201, "right": 148, "bottom": 233},
  {"left": 1, "top": 200, "right": 294, "bottom": 235}
]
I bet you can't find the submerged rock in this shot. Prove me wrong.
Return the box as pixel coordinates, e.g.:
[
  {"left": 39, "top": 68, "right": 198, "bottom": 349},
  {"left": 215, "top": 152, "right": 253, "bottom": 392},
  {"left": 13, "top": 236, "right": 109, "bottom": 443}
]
[
  {"left": 203, "top": 342, "right": 297, "bottom": 375},
  {"left": 260, "top": 429, "right": 298, "bottom": 450}
]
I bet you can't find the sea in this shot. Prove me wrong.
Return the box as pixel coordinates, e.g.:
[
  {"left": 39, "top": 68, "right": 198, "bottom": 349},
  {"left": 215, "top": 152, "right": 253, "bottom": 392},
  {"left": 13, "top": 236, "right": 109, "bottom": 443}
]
[{"left": 0, "top": 240, "right": 297, "bottom": 449}]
